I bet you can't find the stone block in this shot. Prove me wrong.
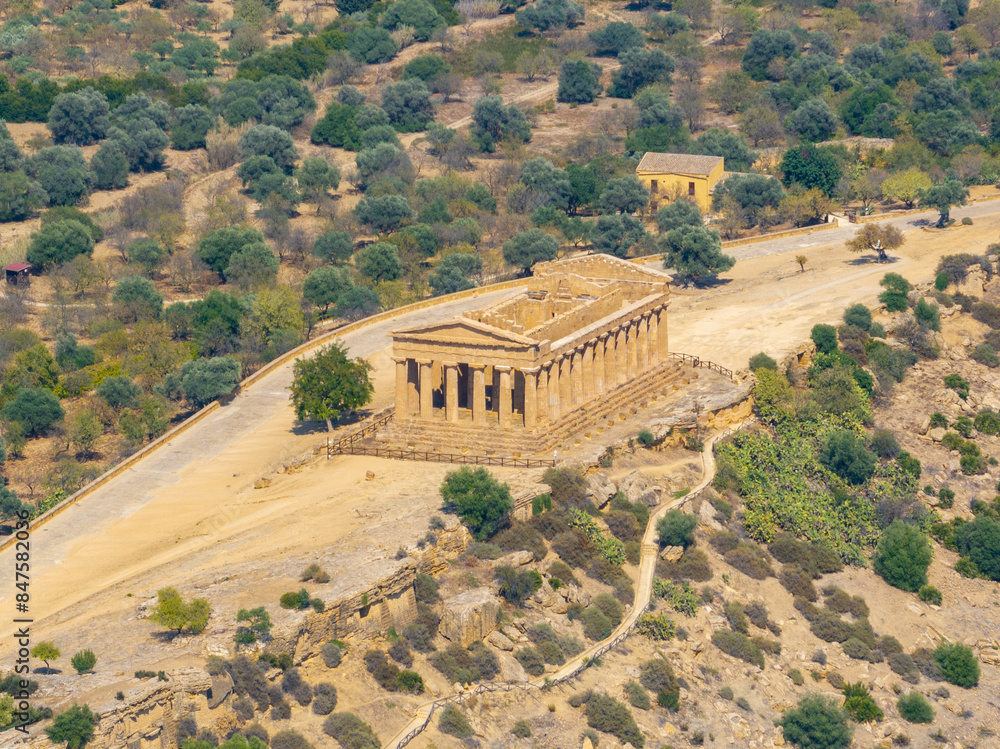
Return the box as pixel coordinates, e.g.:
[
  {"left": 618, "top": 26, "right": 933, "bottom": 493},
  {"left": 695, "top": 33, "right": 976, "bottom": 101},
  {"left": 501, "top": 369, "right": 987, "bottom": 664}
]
[
  {"left": 490, "top": 550, "right": 534, "bottom": 569},
  {"left": 589, "top": 472, "right": 617, "bottom": 508},
  {"left": 439, "top": 588, "right": 501, "bottom": 647},
  {"left": 660, "top": 545, "right": 684, "bottom": 562},
  {"left": 487, "top": 630, "right": 514, "bottom": 651},
  {"left": 698, "top": 500, "right": 724, "bottom": 531}
]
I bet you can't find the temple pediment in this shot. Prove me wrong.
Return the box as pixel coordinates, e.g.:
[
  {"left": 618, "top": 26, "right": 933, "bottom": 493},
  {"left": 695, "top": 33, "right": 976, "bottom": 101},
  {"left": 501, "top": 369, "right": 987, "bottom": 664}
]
[{"left": 391, "top": 318, "right": 538, "bottom": 347}]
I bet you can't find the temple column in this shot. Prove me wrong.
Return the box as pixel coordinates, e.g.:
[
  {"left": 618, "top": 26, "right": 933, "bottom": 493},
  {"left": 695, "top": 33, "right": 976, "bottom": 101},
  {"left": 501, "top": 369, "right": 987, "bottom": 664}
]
[
  {"left": 523, "top": 367, "right": 538, "bottom": 428},
  {"left": 548, "top": 359, "right": 560, "bottom": 421},
  {"left": 560, "top": 354, "right": 572, "bottom": 409},
  {"left": 513, "top": 369, "right": 524, "bottom": 416},
  {"left": 658, "top": 306, "right": 669, "bottom": 356},
  {"left": 637, "top": 315, "right": 649, "bottom": 373},
  {"left": 582, "top": 342, "right": 594, "bottom": 401},
  {"left": 394, "top": 358, "right": 409, "bottom": 418},
  {"left": 537, "top": 365, "right": 549, "bottom": 422},
  {"left": 444, "top": 362, "right": 458, "bottom": 423},
  {"left": 616, "top": 327, "right": 628, "bottom": 385},
  {"left": 604, "top": 333, "right": 616, "bottom": 389},
  {"left": 467, "top": 364, "right": 475, "bottom": 411},
  {"left": 627, "top": 321, "right": 639, "bottom": 379},
  {"left": 407, "top": 360, "right": 418, "bottom": 412},
  {"left": 571, "top": 348, "right": 584, "bottom": 405},
  {"left": 492, "top": 367, "right": 501, "bottom": 414},
  {"left": 497, "top": 366, "right": 512, "bottom": 428},
  {"left": 648, "top": 312, "right": 659, "bottom": 365},
  {"left": 471, "top": 365, "right": 486, "bottom": 425},
  {"left": 594, "top": 335, "right": 605, "bottom": 395},
  {"left": 417, "top": 359, "right": 433, "bottom": 420}
]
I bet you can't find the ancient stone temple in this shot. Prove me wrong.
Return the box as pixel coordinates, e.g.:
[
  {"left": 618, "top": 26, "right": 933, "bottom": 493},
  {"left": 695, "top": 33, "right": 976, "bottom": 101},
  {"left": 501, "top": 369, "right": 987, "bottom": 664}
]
[{"left": 385, "top": 255, "right": 675, "bottom": 453}]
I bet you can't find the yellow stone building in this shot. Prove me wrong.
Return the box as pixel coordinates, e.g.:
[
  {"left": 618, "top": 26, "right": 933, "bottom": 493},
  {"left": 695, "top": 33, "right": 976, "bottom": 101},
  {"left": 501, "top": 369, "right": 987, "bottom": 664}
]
[{"left": 635, "top": 152, "right": 724, "bottom": 213}]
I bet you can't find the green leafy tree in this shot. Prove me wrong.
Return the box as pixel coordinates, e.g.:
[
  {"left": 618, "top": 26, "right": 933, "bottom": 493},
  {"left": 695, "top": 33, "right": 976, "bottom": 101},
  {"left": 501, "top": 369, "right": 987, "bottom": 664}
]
[
  {"left": 238, "top": 124, "right": 299, "bottom": 171},
  {"left": 811, "top": 324, "right": 838, "bottom": 354},
  {"left": 841, "top": 682, "right": 883, "bottom": 723},
  {"left": 600, "top": 175, "right": 649, "bottom": 215},
  {"left": 45, "top": 704, "right": 95, "bottom": 749},
  {"left": 503, "top": 229, "right": 558, "bottom": 273},
  {"left": 31, "top": 641, "right": 61, "bottom": 672},
  {"left": 97, "top": 376, "right": 141, "bottom": 410},
  {"left": 820, "top": 429, "right": 876, "bottom": 485},
  {"left": 694, "top": 128, "right": 757, "bottom": 172},
  {"left": 310, "top": 102, "right": 362, "bottom": 150},
  {"left": 657, "top": 509, "right": 697, "bottom": 548},
  {"left": 0, "top": 170, "right": 47, "bottom": 222},
  {"left": 289, "top": 342, "right": 374, "bottom": 431},
  {"left": 178, "top": 357, "right": 242, "bottom": 407},
  {"left": 355, "top": 242, "right": 403, "bottom": 283},
  {"left": 26, "top": 219, "right": 95, "bottom": 270},
  {"left": 712, "top": 173, "right": 784, "bottom": 224},
  {"left": 659, "top": 224, "right": 734, "bottom": 284},
  {"left": 150, "top": 587, "right": 211, "bottom": 634},
  {"left": 381, "top": 0, "right": 445, "bottom": 41},
  {"left": 113, "top": 275, "right": 164, "bottom": 321},
  {"left": 197, "top": 226, "right": 268, "bottom": 276},
  {"left": 657, "top": 200, "right": 703, "bottom": 232},
  {"left": 918, "top": 179, "right": 969, "bottom": 227},
  {"left": 312, "top": 231, "right": 354, "bottom": 264},
  {"left": 402, "top": 55, "right": 450, "bottom": 82},
  {"left": 780, "top": 146, "right": 842, "bottom": 197},
  {"left": 470, "top": 96, "right": 531, "bottom": 153},
  {"left": 874, "top": 520, "right": 932, "bottom": 591},
  {"left": 786, "top": 99, "right": 838, "bottom": 143},
  {"left": 557, "top": 60, "right": 602, "bottom": 104},
  {"left": 70, "top": 650, "right": 97, "bottom": 675},
  {"left": 588, "top": 21, "right": 644, "bottom": 56},
  {"left": 48, "top": 88, "right": 110, "bottom": 146},
  {"left": 779, "top": 695, "right": 853, "bottom": 749},
  {"left": 846, "top": 224, "right": 904, "bottom": 263},
  {"left": 429, "top": 253, "right": 482, "bottom": 295},
  {"left": 171, "top": 104, "right": 216, "bottom": 150},
  {"left": 607, "top": 48, "right": 675, "bottom": 98},
  {"left": 879, "top": 273, "right": 911, "bottom": 312},
  {"left": 105, "top": 120, "right": 169, "bottom": 174},
  {"left": 934, "top": 642, "right": 980, "bottom": 687},
  {"left": 225, "top": 242, "right": 280, "bottom": 290},
  {"left": 354, "top": 195, "right": 414, "bottom": 233},
  {"left": 440, "top": 467, "right": 514, "bottom": 540},
  {"left": 517, "top": 0, "right": 584, "bottom": 34},
  {"left": 381, "top": 79, "right": 434, "bottom": 132},
  {"left": 235, "top": 607, "right": 273, "bottom": 644},
  {"left": 67, "top": 410, "right": 102, "bottom": 457},
  {"left": 592, "top": 214, "right": 646, "bottom": 258},
  {"left": 955, "top": 516, "right": 1000, "bottom": 580},
  {"left": 296, "top": 157, "right": 341, "bottom": 202},
  {"left": 348, "top": 27, "right": 399, "bottom": 64},
  {"left": 303, "top": 266, "right": 353, "bottom": 313},
  {"left": 126, "top": 239, "right": 169, "bottom": 278},
  {"left": 742, "top": 29, "right": 798, "bottom": 80},
  {"left": 1, "top": 388, "right": 65, "bottom": 437},
  {"left": 90, "top": 143, "right": 129, "bottom": 191}
]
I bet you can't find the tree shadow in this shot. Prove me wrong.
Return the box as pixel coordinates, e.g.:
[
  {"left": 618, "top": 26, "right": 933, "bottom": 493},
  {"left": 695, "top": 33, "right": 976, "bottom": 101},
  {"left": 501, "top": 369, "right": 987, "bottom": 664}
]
[
  {"left": 846, "top": 255, "right": 902, "bottom": 266},
  {"left": 33, "top": 667, "right": 61, "bottom": 675},
  {"left": 290, "top": 409, "right": 375, "bottom": 437}
]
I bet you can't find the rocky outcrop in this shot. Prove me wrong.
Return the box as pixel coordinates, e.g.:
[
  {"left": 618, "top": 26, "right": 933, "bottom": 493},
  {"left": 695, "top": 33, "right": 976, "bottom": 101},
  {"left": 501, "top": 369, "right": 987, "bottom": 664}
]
[
  {"left": 491, "top": 550, "right": 533, "bottom": 569},
  {"left": 588, "top": 473, "right": 617, "bottom": 508},
  {"left": 439, "top": 588, "right": 502, "bottom": 647},
  {"left": 618, "top": 471, "right": 659, "bottom": 507}
]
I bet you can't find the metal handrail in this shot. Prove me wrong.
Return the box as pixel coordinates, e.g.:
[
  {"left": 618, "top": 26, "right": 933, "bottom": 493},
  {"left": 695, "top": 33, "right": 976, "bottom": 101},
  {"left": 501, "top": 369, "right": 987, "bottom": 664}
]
[
  {"left": 331, "top": 445, "right": 556, "bottom": 468},
  {"left": 667, "top": 352, "right": 734, "bottom": 381}
]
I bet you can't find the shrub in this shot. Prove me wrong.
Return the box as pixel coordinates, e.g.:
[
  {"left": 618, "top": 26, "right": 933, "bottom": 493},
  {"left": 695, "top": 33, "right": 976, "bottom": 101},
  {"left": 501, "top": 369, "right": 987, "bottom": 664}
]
[
  {"left": 584, "top": 692, "right": 645, "bottom": 747},
  {"left": 972, "top": 343, "right": 999, "bottom": 367},
  {"left": 749, "top": 352, "right": 779, "bottom": 371},
  {"left": 70, "top": 650, "right": 97, "bottom": 675},
  {"left": 780, "top": 566, "right": 818, "bottom": 601},
  {"left": 45, "top": 704, "right": 96, "bottom": 749},
  {"left": 438, "top": 704, "right": 473, "bottom": 738},
  {"left": 843, "top": 304, "right": 872, "bottom": 331},
  {"left": 639, "top": 658, "right": 679, "bottom": 702},
  {"left": 280, "top": 589, "right": 312, "bottom": 610},
  {"left": 779, "top": 695, "right": 853, "bottom": 749},
  {"left": 150, "top": 587, "right": 210, "bottom": 634},
  {"left": 842, "top": 638, "right": 874, "bottom": 661},
  {"left": 897, "top": 692, "right": 934, "bottom": 723},
  {"left": 724, "top": 601, "right": 749, "bottom": 634},
  {"left": 724, "top": 542, "right": 773, "bottom": 579},
  {"left": 789, "top": 669, "right": 804, "bottom": 686},
  {"left": 712, "top": 630, "right": 765, "bottom": 669},
  {"left": 624, "top": 680, "right": 650, "bottom": 709},
  {"left": 322, "top": 713, "right": 379, "bottom": 749},
  {"left": 311, "top": 684, "right": 337, "bottom": 715},
  {"left": 720, "top": 686, "right": 734, "bottom": 700},
  {"left": 582, "top": 605, "right": 613, "bottom": 640},
  {"left": 954, "top": 516, "right": 1000, "bottom": 581},
  {"left": 933, "top": 642, "right": 979, "bottom": 687},
  {"left": 495, "top": 566, "right": 542, "bottom": 606},
  {"left": 874, "top": 521, "right": 932, "bottom": 591},
  {"left": 512, "top": 719, "right": 532, "bottom": 738},
  {"left": 656, "top": 509, "right": 697, "bottom": 548},
  {"left": 918, "top": 585, "right": 942, "bottom": 605},
  {"left": 440, "top": 467, "right": 513, "bottom": 540},
  {"left": 889, "top": 653, "right": 921, "bottom": 683},
  {"left": 820, "top": 429, "right": 876, "bottom": 485},
  {"left": 322, "top": 641, "right": 343, "bottom": 668},
  {"left": 842, "top": 682, "right": 883, "bottom": 722}
]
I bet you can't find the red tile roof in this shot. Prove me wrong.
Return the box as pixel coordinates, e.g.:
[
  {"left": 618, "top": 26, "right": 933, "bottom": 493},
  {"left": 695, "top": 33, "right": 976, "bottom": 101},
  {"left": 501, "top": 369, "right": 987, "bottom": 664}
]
[
  {"left": 4, "top": 263, "right": 31, "bottom": 272},
  {"left": 635, "top": 152, "right": 723, "bottom": 176}
]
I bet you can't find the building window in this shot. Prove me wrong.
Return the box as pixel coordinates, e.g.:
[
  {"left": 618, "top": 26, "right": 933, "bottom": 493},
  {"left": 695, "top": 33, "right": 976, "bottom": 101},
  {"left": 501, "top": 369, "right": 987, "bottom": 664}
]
[
  {"left": 688, "top": 181, "right": 696, "bottom": 196},
  {"left": 651, "top": 179, "right": 658, "bottom": 193}
]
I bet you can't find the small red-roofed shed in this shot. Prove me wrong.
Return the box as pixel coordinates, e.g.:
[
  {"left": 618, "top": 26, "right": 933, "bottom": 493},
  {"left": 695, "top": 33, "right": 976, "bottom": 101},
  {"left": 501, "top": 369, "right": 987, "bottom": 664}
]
[{"left": 4, "top": 262, "right": 31, "bottom": 286}]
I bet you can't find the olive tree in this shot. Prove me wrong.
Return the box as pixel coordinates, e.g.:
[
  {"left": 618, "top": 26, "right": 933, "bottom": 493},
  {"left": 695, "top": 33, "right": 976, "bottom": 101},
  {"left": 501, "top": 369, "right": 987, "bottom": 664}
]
[
  {"left": 48, "top": 88, "right": 110, "bottom": 146},
  {"left": 238, "top": 124, "right": 299, "bottom": 171},
  {"left": 289, "top": 342, "right": 374, "bottom": 431},
  {"left": 503, "top": 228, "right": 558, "bottom": 273}
]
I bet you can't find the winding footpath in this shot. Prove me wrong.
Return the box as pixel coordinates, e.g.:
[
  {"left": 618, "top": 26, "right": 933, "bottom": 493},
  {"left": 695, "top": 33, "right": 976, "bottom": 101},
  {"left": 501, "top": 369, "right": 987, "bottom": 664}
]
[{"left": 382, "top": 421, "right": 751, "bottom": 749}]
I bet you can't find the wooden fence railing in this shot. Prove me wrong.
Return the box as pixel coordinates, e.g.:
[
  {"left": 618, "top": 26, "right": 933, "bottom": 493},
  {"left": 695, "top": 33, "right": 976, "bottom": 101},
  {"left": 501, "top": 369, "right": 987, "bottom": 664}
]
[
  {"left": 326, "top": 409, "right": 395, "bottom": 458},
  {"left": 667, "top": 352, "right": 734, "bottom": 381},
  {"left": 330, "top": 444, "right": 555, "bottom": 468}
]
